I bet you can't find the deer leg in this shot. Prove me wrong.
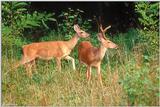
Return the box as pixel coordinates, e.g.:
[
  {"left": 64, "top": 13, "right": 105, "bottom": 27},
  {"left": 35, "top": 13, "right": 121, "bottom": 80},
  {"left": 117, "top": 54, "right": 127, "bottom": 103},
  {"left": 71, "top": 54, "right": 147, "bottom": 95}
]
[
  {"left": 15, "top": 56, "right": 35, "bottom": 69},
  {"left": 31, "top": 60, "right": 37, "bottom": 74},
  {"left": 24, "top": 63, "right": 32, "bottom": 77},
  {"left": 86, "top": 66, "right": 91, "bottom": 81},
  {"left": 17, "top": 56, "right": 36, "bottom": 77},
  {"left": 64, "top": 56, "right": 76, "bottom": 70},
  {"left": 32, "top": 60, "right": 36, "bottom": 70},
  {"left": 56, "top": 58, "right": 61, "bottom": 71},
  {"left": 96, "top": 65, "right": 103, "bottom": 85}
]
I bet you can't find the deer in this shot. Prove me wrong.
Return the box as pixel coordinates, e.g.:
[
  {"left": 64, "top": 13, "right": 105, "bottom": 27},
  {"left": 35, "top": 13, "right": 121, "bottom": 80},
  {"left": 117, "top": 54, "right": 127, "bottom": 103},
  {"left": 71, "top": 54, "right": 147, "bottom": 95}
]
[
  {"left": 78, "top": 23, "right": 118, "bottom": 85},
  {"left": 14, "top": 24, "right": 90, "bottom": 77}
]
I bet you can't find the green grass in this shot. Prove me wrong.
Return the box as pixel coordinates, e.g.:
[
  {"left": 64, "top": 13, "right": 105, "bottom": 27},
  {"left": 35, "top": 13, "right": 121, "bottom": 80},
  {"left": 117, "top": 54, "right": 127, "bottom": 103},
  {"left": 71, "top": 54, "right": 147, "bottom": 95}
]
[
  {"left": 2, "top": 58, "right": 125, "bottom": 106},
  {"left": 2, "top": 29, "right": 159, "bottom": 106}
]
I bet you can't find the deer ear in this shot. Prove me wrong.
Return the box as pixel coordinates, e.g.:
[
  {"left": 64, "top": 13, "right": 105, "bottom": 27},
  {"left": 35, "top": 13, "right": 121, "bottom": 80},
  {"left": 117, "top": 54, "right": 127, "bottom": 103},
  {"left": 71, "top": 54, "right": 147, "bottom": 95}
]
[
  {"left": 74, "top": 24, "right": 80, "bottom": 32},
  {"left": 76, "top": 24, "right": 80, "bottom": 28}
]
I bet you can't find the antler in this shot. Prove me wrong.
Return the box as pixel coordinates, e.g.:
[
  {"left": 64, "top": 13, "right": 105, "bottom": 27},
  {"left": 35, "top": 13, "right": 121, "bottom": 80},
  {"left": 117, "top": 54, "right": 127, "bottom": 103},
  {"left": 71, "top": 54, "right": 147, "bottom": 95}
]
[
  {"left": 100, "top": 25, "right": 111, "bottom": 33},
  {"left": 100, "top": 24, "right": 111, "bottom": 40},
  {"left": 99, "top": 24, "right": 103, "bottom": 33},
  {"left": 100, "top": 25, "right": 111, "bottom": 40},
  {"left": 95, "top": 16, "right": 111, "bottom": 40},
  {"left": 104, "top": 25, "right": 111, "bottom": 32}
]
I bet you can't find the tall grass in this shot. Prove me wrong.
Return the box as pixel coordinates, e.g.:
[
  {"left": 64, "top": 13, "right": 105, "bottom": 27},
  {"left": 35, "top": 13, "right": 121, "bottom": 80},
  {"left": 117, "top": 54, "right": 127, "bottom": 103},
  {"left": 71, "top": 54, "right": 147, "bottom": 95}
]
[{"left": 2, "top": 28, "right": 159, "bottom": 106}]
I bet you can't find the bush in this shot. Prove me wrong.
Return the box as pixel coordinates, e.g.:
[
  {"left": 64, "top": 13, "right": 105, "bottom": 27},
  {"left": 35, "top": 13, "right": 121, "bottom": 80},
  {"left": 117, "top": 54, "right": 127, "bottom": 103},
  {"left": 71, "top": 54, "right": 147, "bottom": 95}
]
[
  {"left": 135, "top": 2, "right": 159, "bottom": 52},
  {"left": 2, "top": 1, "right": 56, "bottom": 57},
  {"left": 121, "top": 58, "right": 159, "bottom": 105},
  {"left": 58, "top": 8, "right": 92, "bottom": 40},
  {"left": 106, "top": 28, "right": 159, "bottom": 106},
  {"left": 2, "top": 2, "right": 56, "bottom": 35}
]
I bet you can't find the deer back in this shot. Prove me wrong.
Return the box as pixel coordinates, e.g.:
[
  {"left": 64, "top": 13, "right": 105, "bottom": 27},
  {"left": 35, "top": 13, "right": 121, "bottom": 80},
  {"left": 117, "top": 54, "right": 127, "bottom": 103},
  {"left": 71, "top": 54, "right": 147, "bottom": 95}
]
[
  {"left": 78, "top": 41, "right": 102, "bottom": 66},
  {"left": 22, "top": 24, "right": 90, "bottom": 60}
]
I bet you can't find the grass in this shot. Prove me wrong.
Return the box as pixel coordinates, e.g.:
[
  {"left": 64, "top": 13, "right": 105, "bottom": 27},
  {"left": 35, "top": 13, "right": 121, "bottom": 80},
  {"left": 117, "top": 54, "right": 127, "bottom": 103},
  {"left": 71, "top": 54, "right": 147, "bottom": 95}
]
[
  {"left": 2, "top": 58, "right": 125, "bottom": 106},
  {"left": 2, "top": 28, "right": 159, "bottom": 106}
]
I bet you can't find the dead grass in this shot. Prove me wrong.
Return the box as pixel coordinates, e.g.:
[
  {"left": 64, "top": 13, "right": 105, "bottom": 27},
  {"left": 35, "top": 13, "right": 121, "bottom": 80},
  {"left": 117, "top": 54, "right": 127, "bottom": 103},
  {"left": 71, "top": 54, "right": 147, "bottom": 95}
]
[
  {"left": 2, "top": 38, "right": 159, "bottom": 106},
  {"left": 2, "top": 56, "right": 128, "bottom": 106}
]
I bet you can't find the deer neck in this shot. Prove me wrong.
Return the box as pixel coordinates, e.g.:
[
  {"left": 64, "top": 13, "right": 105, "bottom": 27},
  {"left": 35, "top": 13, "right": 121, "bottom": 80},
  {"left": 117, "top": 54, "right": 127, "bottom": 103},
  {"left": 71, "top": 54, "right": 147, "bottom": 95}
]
[
  {"left": 66, "top": 33, "right": 79, "bottom": 50},
  {"left": 99, "top": 44, "right": 107, "bottom": 60}
]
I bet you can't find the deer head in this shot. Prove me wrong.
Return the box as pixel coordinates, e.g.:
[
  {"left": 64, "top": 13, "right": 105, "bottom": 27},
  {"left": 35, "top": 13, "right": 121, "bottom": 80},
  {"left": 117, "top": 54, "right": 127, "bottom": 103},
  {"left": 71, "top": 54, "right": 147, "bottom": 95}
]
[
  {"left": 98, "top": 24, "right": 118, "bottom": 49},
  {"left": 74, "top": 24, "right": 90, "bottom": 38}
]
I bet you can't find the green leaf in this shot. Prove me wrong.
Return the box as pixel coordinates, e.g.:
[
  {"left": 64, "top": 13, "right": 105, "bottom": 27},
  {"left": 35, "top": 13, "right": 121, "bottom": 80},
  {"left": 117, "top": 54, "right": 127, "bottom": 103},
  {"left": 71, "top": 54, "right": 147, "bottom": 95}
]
[
  {"left": 2, "top": 26, "right": 12, "bottom": 36},
  {"left": 48, "top": 18, "right": 57, "bottom": 22},
  {"left": 13, "top": 2, "right": 28, "bottom": 8},
  {"left": 46, "top": 13, "right": 54, "bottom": 18},
  {"left": 42, "top": 19, "right": 49, "bottom": 29},
  {"left": 150, "top": 3, "right": 158, "bottom": 9},
  {"left": 64, "top": 13, "right": 68, "bottom": 16},
  {"left": 68, "top": 16, "right": 74, "bottom": 19},
  {"left": 16, "top": 8, "right": 27, "bottom": 12}
]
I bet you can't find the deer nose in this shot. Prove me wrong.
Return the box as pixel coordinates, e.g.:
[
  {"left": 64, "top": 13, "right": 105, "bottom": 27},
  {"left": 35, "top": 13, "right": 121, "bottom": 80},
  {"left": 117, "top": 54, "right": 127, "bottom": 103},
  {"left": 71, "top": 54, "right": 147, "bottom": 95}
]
[
  {"left": 85, "top": 34, "right": 90, "bottom": 38},
  {"left": 115, "top": 45, "right": 119, "bottom": 49}
]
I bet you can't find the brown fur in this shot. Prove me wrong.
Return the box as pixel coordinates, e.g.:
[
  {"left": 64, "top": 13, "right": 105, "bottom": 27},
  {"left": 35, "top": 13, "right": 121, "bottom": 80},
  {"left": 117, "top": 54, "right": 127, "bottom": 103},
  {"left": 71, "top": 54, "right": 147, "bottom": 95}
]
[
  {"left": 78, "top": 41, "right": 101, "bottom": 66},
  {"left": 78, "top": 25, "right": 118, "bottom": 85},
  {"left": 15, "top": 24, "right": 89, "bottom": 77}
]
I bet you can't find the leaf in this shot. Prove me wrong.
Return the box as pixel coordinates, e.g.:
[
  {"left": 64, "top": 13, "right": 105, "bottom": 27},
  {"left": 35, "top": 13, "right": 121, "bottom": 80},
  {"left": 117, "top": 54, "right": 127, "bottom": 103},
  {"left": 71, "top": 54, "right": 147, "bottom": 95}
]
[
  {"left": 13, "top": 2, "right": 28, "bottom": 9},
  {"left": 42, "top": 19, "right": 49, "bottom": 29},
  {"left": 58, "top": 12, "right": 64, "bottom": 17},
  {"left": 48, "top": 18, "right": 57, "bottom": 22},
  {"left": 79, "top": 10, "right": 84, "bottom": 13},
  {"left": 46, "top": 13, "right": 54, "bottom": 18},
  {"left": 16, "top": 8, "right": 27, "bottom": 12},
  {"left": 150, "top": 3, "right": 158, "bottom": 10},
  {"left": 2, "top": 26, "right": 12, "bottom": 36},
  {"left": 88, "top": 19, "right": 92, "bottom": 22},
  {"left": 64, "top": 13, "right": 68, "bottom": 16},
  {"left": 68, "top": 16, "right": 74, "bottom": 19}
]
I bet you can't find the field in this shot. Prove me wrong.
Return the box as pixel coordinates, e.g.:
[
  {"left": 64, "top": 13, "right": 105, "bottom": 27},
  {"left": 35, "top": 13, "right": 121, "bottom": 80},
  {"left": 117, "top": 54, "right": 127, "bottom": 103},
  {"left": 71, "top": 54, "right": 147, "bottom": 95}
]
[{"left": 2, "top": 29, "right": 159, "bottom": 106}]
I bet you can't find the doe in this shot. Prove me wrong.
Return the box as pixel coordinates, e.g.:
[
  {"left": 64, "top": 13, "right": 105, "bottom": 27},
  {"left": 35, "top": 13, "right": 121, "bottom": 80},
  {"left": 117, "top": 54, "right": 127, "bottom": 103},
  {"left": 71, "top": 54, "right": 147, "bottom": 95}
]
[{"left": 15, "top": 24, "right": 90, "bottom": 77}]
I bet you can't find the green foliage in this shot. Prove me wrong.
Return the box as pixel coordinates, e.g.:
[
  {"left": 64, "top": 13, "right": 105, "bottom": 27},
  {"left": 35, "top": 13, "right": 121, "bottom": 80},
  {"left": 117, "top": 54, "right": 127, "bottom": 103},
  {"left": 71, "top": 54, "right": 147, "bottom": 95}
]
[
  {"left": 104, "top": 29, "right": 159, "bottom": 105},
  {"left": 2, "top": 1, "right": 56, "bottom": 57},
  {"left": 77, "top": 29, "right": 159, "bottom": 106},
  {"left": 2, "top": 28, "right": 159, "bottom": 106},
  {"left": 2, "top": 35, "right": 27, "bottom": 59},
  {"left": 137, "top": 29, "right": 158, "bottom": 52},
  {"left": 1, "top": 2, "right": 159, "bottom": 106},
  {"left": 112, "top": 28, "right": 139, "bottom": 51},
  {"left": 2, "top": 1, "right": 56, "bottom": 36},
  {"left": 135, "top": 2, "right": 159, "bottom": 52},
  {"left": 58, "top": 8, "right": 92, "bottom": 40},
  {"left": 135, "top": 2, "right": 159, "bottom": 30},
  {"left": 39, "top": 30, "right": 62, "bottom": 41},
  {"left": 121, "top": 59, "right": 158, "bottom": 105}
]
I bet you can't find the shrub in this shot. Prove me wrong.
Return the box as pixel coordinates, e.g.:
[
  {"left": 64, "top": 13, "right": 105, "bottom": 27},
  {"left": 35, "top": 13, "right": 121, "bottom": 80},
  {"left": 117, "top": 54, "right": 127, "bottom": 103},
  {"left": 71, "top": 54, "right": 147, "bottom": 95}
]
[
  {"left": 135, "top": 2, "right": 159, "bottom": 52},
  {"left": 2, "top": 1, "right": 56, "bottom": 57},
  {"left": 120, "top": 54, "right": 159, "bottom": 105},
  {"left": 58, "top": 8, "right": 92, "bottom": 40}
]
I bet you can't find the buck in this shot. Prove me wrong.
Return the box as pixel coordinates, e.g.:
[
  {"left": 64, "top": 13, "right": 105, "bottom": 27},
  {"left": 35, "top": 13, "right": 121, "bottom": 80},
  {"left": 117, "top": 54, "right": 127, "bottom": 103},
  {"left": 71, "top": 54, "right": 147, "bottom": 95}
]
[
  {"left": 15, "top": 24, "right": 90, "bottom": 77},
  {"left": 78, "top": 24, "right": 118, "bottom": 84}
]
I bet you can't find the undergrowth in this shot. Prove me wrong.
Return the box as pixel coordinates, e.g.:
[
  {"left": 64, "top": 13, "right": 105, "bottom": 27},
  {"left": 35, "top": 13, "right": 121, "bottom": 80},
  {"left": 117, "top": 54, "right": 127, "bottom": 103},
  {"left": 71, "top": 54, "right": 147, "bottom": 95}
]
[{"left": 2, "top": 28, "right": 159, "bottom": 106}]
